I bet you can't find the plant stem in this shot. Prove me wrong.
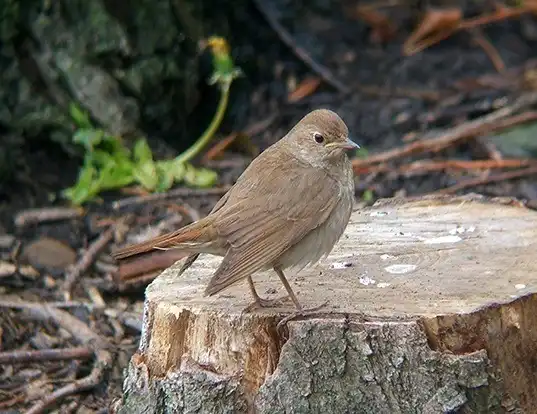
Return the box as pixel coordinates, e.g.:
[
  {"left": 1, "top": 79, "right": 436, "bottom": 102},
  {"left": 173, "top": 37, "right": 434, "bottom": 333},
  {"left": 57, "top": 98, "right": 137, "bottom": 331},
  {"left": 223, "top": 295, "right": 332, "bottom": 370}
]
[{"left": 174, "top": 82, "right": 231, "bottom": 165}]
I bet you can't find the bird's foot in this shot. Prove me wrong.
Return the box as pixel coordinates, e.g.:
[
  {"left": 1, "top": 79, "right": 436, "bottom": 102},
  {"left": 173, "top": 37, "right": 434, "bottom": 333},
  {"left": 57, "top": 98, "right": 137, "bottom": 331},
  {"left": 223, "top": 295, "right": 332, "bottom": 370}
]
[
  {"left": 242, "top": 295, "right": 292, "bottom": 313},
  {"left": 276, "top": 301, "right": 329, "bottom": 331}
]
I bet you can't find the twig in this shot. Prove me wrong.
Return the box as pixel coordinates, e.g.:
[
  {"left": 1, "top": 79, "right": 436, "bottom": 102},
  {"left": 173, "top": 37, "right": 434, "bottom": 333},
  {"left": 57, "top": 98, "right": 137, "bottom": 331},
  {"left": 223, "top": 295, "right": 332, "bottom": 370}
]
[
  {"left": 433, "top": 165, "right": 537, "bottom": 195},
  {"left": 116, "top": 250, "right": 187, "bottom": 282},
  {"left": 63, "top": 227, "right": 115, "bottom": 300},
  {"left": 24, "top": 349, "right": 112, "bottom": 414},
  {"left": 112, "top": 185, "right": 232, "bottom": 210},
  {"left": 251, "top": 0, "right": 348, "bottom": 93},
  {"left": 469, "top": 28, "right": 505, "bottom": 73},
  {"left": 0, "top": 300, "right": 92, "bottom": 310},
  {"left": 352, "top": 99, "right": 537, "bottom": 168},
  {"left": 28, "top": 306, "right": 109, "bottom": 349},
  {"left": 118, "top": 271, "right": 161, "bottom": 292},
  {"left": 203, "top": 133, "right": 238, "bottom": 161},
  {"left": 0, "top": 393, "right": 26, "bottom": 409},
  {"left": 15, "top": 306, "right": 112, "bottom": 414},
  {"left": 0, "top": 346, "right": 92, "bottom": 364},
  {"left": 14, "top": 207, "right": 84, "bottom": 228},
  {"left": 354, "top": 159, "right": 537, "bottom": 175}
]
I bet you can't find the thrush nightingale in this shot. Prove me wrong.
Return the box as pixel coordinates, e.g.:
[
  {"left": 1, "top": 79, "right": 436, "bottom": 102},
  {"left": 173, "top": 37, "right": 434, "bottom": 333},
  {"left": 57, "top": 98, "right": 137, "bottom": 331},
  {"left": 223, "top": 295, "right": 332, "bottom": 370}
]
[{"left": 113, "top": 109, "right": 359, "bottom": 311}]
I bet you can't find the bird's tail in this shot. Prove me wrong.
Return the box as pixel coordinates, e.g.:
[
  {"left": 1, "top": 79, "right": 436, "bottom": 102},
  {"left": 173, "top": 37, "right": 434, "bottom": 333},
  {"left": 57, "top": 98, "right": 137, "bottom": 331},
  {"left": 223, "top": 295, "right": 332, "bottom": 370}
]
[{"left": 112, "top": 217, "right": 218, "bottom": 260}]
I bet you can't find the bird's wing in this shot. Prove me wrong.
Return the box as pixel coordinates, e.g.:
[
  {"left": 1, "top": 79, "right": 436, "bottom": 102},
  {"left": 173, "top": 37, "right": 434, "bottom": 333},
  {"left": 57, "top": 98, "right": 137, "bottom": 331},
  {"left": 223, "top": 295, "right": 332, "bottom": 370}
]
[{"left": 204, "top": 152, "right": 341, "bottom": 296}]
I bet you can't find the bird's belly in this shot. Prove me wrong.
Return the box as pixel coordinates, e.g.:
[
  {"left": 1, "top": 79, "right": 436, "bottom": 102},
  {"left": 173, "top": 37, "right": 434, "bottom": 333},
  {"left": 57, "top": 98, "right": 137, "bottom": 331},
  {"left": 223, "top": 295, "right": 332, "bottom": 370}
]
[{"left": 274, "top": 192, "right": 353, "bottom": 271}]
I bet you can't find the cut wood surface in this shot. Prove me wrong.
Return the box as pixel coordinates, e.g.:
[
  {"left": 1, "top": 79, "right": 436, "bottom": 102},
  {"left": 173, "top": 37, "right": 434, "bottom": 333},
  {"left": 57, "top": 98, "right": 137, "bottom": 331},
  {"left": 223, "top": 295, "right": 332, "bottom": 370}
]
[{"left": 118, "top": 194, "right": 537, "bottom": 414}]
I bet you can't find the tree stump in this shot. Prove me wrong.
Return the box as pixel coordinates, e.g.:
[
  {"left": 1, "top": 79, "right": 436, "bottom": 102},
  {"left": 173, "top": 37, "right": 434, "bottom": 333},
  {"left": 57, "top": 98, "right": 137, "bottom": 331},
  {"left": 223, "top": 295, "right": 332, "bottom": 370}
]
[{"left": 117, "top": 194, "right": 537, "bottom": 414}]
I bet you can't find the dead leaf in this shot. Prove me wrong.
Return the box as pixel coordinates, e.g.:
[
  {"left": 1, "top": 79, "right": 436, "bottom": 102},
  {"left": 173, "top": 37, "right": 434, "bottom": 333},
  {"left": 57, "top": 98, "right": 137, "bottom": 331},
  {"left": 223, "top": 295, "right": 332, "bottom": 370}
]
[
  {"left": 287, "top": 76, "right": 322, "bottom": 103},
  {"left": 203, "top": 133, "right": 238, "bottom": 161},
  {"left": 403, "top": 8, "right": 463, "bottom": 56},
  {"left": 355, "top": 6, "right": 398, "bottom": 44}
]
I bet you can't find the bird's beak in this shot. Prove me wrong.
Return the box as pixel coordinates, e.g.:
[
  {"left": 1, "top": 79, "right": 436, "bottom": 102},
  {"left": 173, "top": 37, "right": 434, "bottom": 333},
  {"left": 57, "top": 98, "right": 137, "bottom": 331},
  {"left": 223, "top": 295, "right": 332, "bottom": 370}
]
[
  {"left": 326, "top": 138, "right": 360, "bottom": 151},
  {"left": 341, "top": 137, "right": 360, "bottom": 150}
]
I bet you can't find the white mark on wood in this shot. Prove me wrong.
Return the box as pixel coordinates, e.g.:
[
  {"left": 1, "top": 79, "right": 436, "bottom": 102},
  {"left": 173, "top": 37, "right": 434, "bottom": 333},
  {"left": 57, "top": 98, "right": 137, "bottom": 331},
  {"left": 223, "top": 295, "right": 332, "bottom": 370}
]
[
  {"left": 515, "top": 284, "right": 526, "bottom": 290},
  {"left": 359, "top": 276, "right": 376, "bottom": 286},
  {"left": 330, "top": 261, "right": 353, "bottom": 269},
  {"left": 377, "top": 282, "right": 391, "bottom": 288},
  {"left": 423, "top": 235, "right": 462, "bottom": 244},
  {"left": 449, "top": 226, "right": 477, "bottom": 235},
  {"left": 167, "top": 304, "right": 183, "bottom": 319},
  {"left": 380, "top": 254, "right": 395, "bottom": 260},
  {"left": 384, "top": 264, "right": 417, "bottom": 274},
  {"left": 370, "top": 211, "right": 389, "bottom": 217}
]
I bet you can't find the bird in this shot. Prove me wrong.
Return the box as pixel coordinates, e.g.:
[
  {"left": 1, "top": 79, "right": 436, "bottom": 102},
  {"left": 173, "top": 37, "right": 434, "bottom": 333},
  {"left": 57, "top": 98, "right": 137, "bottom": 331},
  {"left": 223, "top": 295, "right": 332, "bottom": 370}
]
[{"left": 112, "top": 109, "right": 359, "bottom": 312}]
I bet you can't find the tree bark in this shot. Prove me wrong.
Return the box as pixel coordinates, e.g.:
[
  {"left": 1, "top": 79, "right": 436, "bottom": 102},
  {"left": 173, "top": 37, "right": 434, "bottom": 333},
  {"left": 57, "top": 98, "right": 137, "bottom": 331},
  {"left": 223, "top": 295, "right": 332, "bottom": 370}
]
[{"left": 117, "top": 194, "right": 537, "bottom": 413}]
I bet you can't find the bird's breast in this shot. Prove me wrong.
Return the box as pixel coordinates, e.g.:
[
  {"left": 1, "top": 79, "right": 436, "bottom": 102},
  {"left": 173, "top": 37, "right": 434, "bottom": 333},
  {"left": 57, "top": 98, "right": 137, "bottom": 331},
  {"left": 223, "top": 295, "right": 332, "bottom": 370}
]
[{"left": 275, "top": 175, "right": 354, "bottom": 271}]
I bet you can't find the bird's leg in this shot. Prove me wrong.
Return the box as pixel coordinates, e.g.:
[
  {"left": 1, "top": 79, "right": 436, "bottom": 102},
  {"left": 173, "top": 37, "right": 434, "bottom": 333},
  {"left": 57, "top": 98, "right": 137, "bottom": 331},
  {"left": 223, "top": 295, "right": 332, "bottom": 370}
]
[
  {"left": 242, "top": 275, "right": 292, "bottom": 313},
  {"left": 273, "top": 267, "right": 302, "bottom": 311},
  {"left": 274, "top": 267, "right": 328, "bottom": 326}
]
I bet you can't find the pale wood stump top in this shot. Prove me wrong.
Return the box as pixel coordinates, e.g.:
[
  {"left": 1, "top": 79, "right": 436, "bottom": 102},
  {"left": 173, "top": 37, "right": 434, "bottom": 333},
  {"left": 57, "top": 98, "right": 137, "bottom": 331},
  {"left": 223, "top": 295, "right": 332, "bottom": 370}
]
[{"left": 147, "top": 194, "right": 537, "bottom": 318}]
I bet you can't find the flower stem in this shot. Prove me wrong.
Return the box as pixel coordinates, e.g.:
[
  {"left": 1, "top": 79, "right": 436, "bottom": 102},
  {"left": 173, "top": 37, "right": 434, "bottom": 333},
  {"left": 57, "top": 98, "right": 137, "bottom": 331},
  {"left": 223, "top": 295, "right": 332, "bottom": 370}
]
[{"left": 174, "top": 82, "right": 231, "bottom": 165}]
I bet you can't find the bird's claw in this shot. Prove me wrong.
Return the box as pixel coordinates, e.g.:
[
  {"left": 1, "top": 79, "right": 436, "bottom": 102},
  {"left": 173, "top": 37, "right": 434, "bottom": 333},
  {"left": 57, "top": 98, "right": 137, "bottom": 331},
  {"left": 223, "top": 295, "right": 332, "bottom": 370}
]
[
  {"left": 242, "top": 296, "right": 292, "bottom": 314},
  {"left": 276, "top": 301, "right": 329, "bottom": 331}
]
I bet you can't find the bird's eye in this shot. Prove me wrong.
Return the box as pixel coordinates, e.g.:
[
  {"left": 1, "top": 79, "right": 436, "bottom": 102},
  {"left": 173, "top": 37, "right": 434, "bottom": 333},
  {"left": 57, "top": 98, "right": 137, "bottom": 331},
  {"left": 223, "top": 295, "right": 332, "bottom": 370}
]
[{"left": 313, "top": 132, "right": 324, "bottom": 143}]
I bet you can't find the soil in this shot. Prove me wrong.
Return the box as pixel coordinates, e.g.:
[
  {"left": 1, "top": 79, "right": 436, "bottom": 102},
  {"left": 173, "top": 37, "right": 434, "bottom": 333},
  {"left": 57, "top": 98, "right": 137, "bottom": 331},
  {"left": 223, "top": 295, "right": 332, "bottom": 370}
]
[{"left": 1, "top": 2, "right": 537, "bottom": 412}]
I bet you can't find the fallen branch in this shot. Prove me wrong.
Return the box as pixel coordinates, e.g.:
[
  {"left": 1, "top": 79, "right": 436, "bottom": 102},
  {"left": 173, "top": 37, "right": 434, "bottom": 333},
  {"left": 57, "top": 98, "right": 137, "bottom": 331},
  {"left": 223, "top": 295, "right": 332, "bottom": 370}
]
[
  {"left": 24, "top": 349, "right": 112, "bottom": 414},
  {"left": 28, "top": 306, "right": 109, "bottom": 348},
  {"left": 354, "top": 159, "right": 537, "bottom": 175},
  {"left": 433, "top": 165, "right": 537, "bottom": 195},
  {"left": 118, "top": 271, "right": 161, "bottom": 292},
  {"left": 62, "top": 227, "right": 115, "bottom": 300},
  {"left": 14, "top": 207, "right": 84, "bottom": 228},
  {"left": 352, "top": 101, "right": 537, "bottom": 169},
  {"left": 23, "top": 306, "right": 112, "bottom": 414},
  {"left": 0, "top": 346, "right": 92, "bottom": 364},
  {"left": 0, "top": 299, "right": 92, "bottom": 310},
  {"left": 112, "top": 185, "right": 231, "bottom": 210},
  {"left": 116, "top": 250, "right": 187, "bottom": 283}
]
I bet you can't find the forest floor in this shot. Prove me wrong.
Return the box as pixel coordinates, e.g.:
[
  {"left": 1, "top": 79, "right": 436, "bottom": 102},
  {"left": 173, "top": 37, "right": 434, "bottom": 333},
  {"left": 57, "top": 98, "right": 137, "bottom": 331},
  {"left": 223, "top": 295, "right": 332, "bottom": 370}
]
[{"left": 1, "top": 2, "right": 537, "bottom": 412}]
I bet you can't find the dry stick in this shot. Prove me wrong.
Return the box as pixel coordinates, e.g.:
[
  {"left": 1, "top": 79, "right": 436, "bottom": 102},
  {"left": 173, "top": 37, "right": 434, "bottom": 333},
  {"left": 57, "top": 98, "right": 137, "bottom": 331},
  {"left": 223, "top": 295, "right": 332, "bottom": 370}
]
[
  {"left": 352, "top": 98, "right": 537, "bottom": 169},
  {"left": 0, "top": 300, "right": 92, "bottom": 310},
  {"left": 0, "top": 347, "right": 92, "bottom": 364},
  {"left": 24, "top": 306, "right": 112, "bottom": 414},
  {"left": 251, "top": 0, "right": 348, "bottom": 94},
  {"left": 112, "top": 185, "right": 232, "bottom": 210},
  {"left": 29, "top": 306, "right": 109, "bottom": 348},
  {"left": 433, "top": 165, "right": 537, "bottom": 195},
  {"left": 14, "top": 207, "right": 84, "bottom": 228},
  {"left": 63, "top": 227, "right": 115, "bottom": 300},
  {"left": 469, "top": 28, "right": 505, "bottom": 73},
  {"left": 354, "top": 159, "right": 537, "bottom": 175},
  {"left": 117, "top": 249, "right": 187, "bottom": 282},
  {"left": 24, "top": 349, "right": 112, "bottom": 414}
]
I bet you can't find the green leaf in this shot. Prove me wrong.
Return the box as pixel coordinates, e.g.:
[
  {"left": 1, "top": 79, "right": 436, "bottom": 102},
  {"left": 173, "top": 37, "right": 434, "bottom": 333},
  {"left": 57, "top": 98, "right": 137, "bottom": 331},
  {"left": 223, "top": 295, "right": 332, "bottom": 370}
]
[
  {"left": 62, "top": 157, "right": 101, "bottom": 205},
  {"left": 183, "top": 164, "right": 217, "bottom": 188},
  {"left": 155, "top": 163, "right": 175, "bottom": 192},
  {"left": 69, "top": 103, "right": 92, "bottom": 129},
  {"left": 133, "top": 139, "right": 154, "bottom": 164},
  {"left": 131, "top": 139, "right": 159, "bottom": 190},
  {"left": 98, "top": 161, "right": 135, "bottom": 190},
  {"left": 134, "top": 162, "right": 158, "bottom": 191},
  {"left": 91, "top": 149, "right": 116, "bottom": 167},
  {"left": 72, "top": 128, "right": 105, "bottom": 151}
]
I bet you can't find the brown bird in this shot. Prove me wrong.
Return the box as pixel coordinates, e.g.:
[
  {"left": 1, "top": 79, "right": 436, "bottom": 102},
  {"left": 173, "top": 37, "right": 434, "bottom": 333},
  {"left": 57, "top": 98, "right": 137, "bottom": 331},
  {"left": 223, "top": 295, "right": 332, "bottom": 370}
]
[{"left": 112, "top": 109, "right": 359, "bottom": 311}]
